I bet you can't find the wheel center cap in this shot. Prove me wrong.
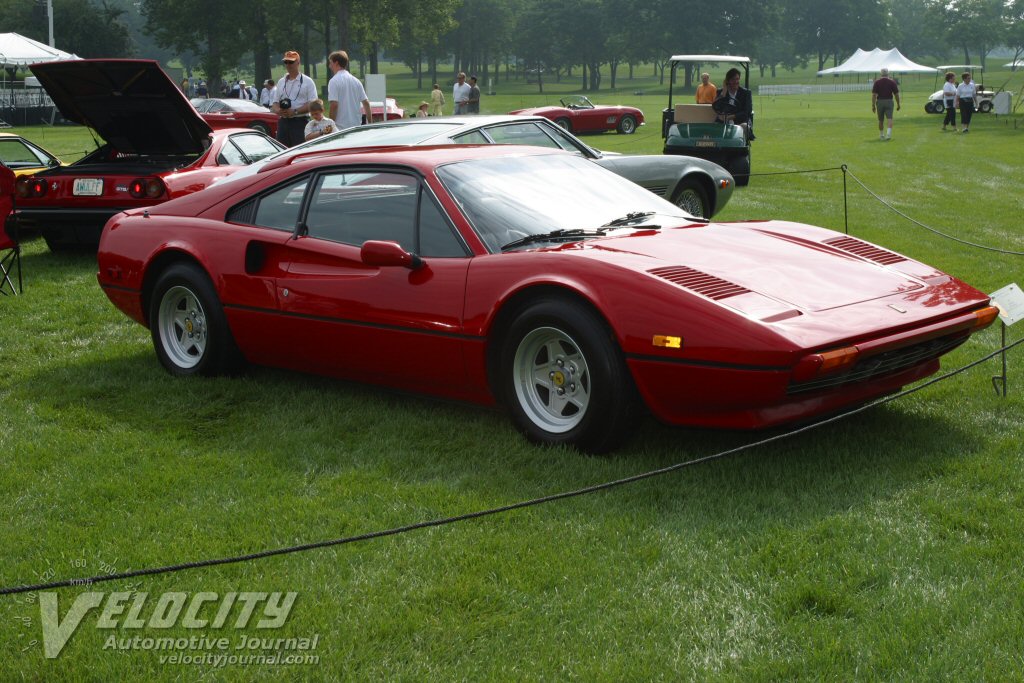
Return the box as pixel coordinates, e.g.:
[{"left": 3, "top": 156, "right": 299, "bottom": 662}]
[
  {"left": 184, "top": 319, "right": 194, "bottom": 334},
  {"left": 552, "top": 370, "right": 566, "bottom": 387}
]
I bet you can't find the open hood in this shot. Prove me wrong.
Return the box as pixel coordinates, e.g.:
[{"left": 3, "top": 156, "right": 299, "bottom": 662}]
[{"left": 30, "top": 59, "right": 212, "bottom": 155}]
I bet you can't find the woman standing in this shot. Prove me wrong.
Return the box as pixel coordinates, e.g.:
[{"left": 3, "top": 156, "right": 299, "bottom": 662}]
[
  {"left": 955, "top": 71, "right": 977, "bottom": 134},
  {"left": 941, "top": 71, "right": 958, "bottom": 132}
]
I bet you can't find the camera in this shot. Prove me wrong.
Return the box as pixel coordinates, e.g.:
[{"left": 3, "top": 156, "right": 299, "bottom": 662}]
[{"left": 279, "top": 97, "right": 292, "bottom": 110}]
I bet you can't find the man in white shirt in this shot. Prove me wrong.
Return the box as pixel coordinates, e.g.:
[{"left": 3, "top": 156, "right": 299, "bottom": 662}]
[
  {"left": 272, "top": 50, "right": 319, "bottom": 146},
  {"left": 259, "top": 79, "right": 277, "bottom": 108},
  {"left": 452, "top": 72, "right": 471, "bottom": 115},
  {"left": 327, "top": 50, "right": 371, "bottom": 131}
]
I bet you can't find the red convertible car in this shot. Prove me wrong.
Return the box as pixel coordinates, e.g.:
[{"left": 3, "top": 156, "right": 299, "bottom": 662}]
[
  {"left": 191, "top": 97, "right": 279, "bottom": 137},
  {"left": 509, "top": 95, "right": 645, "bottom": 134},
  {"left": 13, "top": 59, "right": 285, "bottom": 250},
  {"left": 96, "top": 146, "right": 996, "bottom": 453}
]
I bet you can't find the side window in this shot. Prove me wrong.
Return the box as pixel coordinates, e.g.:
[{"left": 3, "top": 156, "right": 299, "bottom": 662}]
[
  {"left": 230, "top": 134, "right": 281, "bottom": 163},
  {"left": 540, "top": 124, "right": 590, "bottom": 153},
  {"left": 418, "top": 193, "right": 467, "bottom": 257},
  {"left": 486, "top": 122, "right": 562, "bottom": 149},
  {"left": 218, "top": 140, "right": 246, "bottom": 166},
  {"left": 452, "top": 130, "right": 489, "bottom": 145},
  {"left": 305, "top": 171, "right": 417, "bottom": 250},
  {"left": 248, "top": 177, "right": 308, "bottom": 231}
]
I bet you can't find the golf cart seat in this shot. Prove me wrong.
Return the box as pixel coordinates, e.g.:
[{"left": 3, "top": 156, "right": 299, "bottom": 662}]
[{"left": 674, "top": 104, "right": 717, "bottom": 124}]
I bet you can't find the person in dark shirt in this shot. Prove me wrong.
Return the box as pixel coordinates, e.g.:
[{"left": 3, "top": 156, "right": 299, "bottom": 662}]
[
  {"left": 871, "top": 67, "right": 901, "bottom": 140},
  {"left": 712, "top": 68, "right": 753, "bottom": 140}
]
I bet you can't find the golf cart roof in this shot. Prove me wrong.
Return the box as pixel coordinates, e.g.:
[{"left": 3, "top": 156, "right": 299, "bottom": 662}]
[{"left": 670, "top": 55, "right": 751, "bottom": 64}]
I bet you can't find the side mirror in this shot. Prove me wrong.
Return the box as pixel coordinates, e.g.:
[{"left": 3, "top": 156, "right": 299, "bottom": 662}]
[{"left": 360, "top": 240, "right": 423, "bottom": 270}]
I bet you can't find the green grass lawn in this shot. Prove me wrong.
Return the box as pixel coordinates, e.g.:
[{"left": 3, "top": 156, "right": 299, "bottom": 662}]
[{"left": 2, "top": 71, "right": 1023, "bottom": 680}]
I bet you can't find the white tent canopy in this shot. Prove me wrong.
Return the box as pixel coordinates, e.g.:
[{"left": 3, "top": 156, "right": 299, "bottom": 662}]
[
  {"left": 0, "top": 32, "right": 78, "bottom": 69},
  {"left": 818, "top": 48, "right": 937, "bottom": 75}
]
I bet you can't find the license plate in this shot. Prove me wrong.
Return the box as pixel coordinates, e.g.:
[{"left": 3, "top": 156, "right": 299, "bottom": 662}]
[
  {"left": 695, "top": 140, "right": 717, "bottom": 148},
  {"left": 73, "top": 178, "right": 103, "bottom": 196}
]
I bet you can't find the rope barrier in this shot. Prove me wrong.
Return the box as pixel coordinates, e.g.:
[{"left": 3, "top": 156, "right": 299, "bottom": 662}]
[
  {"left": 843, "top": 168, "right": 1024, "bottom": 256},
  {"left": 2, "top": 334, "right": 1020, "bottom": 597}
]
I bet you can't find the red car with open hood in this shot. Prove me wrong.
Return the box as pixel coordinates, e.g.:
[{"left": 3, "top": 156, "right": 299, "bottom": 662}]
[{"left": 11, "top": 59, "right": 284, "bottom": 251}]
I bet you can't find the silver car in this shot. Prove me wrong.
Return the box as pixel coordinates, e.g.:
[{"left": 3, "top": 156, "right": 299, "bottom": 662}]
[{"left": 224, "top": 115, "right": 734, "bottom": 219}]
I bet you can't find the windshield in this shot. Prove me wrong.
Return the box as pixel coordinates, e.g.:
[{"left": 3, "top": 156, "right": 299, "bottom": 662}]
[{"left": 437, "top": 153, "right": 694, "bottom": 252}]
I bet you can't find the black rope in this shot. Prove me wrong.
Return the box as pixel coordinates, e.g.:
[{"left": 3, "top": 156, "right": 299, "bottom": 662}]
[
  {"left": 2, "top": 335, "right": 1020, "bottom": 597},
  {"left": 844, "top": 169, "right": 1024, "bottom": 256},
  {"left": 744, "top": 166, "right": 844, "bottom": 177}
]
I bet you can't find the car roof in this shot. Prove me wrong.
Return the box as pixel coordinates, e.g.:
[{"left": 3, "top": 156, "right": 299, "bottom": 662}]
[{"left": 274, "top": 143, "right": 571, "bottom": 173}]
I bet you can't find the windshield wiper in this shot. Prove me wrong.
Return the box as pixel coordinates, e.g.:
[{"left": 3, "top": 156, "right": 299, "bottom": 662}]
[
  {"left": 500, "top": 228, "right": 605, "bottom": 251},
  {"left": 602, "top": 211, "right": 656, "bottom": 227}
]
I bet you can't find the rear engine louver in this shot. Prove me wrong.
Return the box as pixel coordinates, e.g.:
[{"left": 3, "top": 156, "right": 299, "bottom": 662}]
[
  {"left": 823, "top": 236, "right": 907, "bottom": 265},
  {"left": 648, "top": 266, "right": 751, "bottom": 301}
]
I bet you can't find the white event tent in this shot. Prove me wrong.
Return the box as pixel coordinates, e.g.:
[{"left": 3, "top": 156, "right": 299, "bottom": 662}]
[
  {"left": 0, "top": 32, "right": 78, "bottom": 68},
  {"left": 818, "top": 48, "right": 936, "bottom": 75}
]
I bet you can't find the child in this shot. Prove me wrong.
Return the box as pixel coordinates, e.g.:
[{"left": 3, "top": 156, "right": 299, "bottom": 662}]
[{"left": 304, "top": 99, "right": 337, "bottom": 141}]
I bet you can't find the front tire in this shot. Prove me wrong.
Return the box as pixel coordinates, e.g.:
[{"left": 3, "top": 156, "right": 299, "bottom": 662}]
[
  {"left": 617, "top": 115, "right": 637, "bottom": 134},
  {"left": 554, "top": 117, "right": 572, "bottom": 132},
  {"left": 149, "top": 262, "right": 243, "bottom": 377},
  {"left": 671, "top": 178, "right": 711, "bottom": 219},
  {"left": 978, "top": 100, "right": 992, "bottom": 113},
  {"left": 250, "top": 122, "right": 271, "bottom": 134},
  {"left": 500, "top": 299, "right": 638, "bottom": 453}
]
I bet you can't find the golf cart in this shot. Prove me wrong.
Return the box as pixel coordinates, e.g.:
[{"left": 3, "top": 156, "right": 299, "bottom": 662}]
[
  {"left": 663, "top": 55, "right": 752, "bottom": 186},
  {"left": 924, "top": 65, "right": 995, "bottom": 114}
]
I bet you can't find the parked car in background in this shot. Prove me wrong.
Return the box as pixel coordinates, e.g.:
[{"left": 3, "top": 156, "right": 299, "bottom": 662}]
[
  {"left": 370, "top": 97, "right": 405, "bottom": 121},
  {"left": 220, "top": 115, "right": 733, "bottom": 219},
  {"left": 0, "top": 132, "right": 63, "bottom": 176},
  {"left": 97, "top": 145, "right": 996, "bottom": 453},
  {"left": 12, "top": 59, "right": 285, "bottom": 251},
  {"left": 509, "top": 95, "right": 645, "bottom": 134},
  {"left": 191, "top": 97, "right": 280, "bottom": 136}
]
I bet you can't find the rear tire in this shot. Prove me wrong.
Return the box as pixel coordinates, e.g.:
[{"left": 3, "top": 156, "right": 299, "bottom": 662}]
[
  {"left": 978, "top": 100, "right": 992, "bottom": 113},
  {"left": 149, "top": 262, "right": 243, "bottom": 377},
  {"left": 554, "top": 117, "right": 571, "bottom": 132},
  {"left": 671, "top": 178, "right": 711, "bottom": 219},
  {"left": 250, "top": 122, "right": 271, "bottom": 134},
  {"left": 729, "top": 154, "right": 751, "bottom": 187},
  {"left": 617, "top": 115, "right": 637, "bottom": 134},
  {"left": 499, "top": 299, "right": 639, "bottom": 453}
]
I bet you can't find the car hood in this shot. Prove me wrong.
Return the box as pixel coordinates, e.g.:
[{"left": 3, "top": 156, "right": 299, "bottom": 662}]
[
  {"left": 30, "top": 59, "right": 212, "bottom": 155},
  {"left": 576, "top": 220, "right": 936, "bottom": 313}
]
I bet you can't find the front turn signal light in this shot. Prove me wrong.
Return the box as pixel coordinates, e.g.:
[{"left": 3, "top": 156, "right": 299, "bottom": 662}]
[
  {"left": 972, "top": 305, "right": 999, "bottom": 330},
  {"left": 791, "top": 345, "right": 860, "bottom": 382}
]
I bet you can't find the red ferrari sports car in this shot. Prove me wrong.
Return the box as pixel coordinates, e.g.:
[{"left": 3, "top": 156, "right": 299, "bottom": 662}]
[
  {"left": 97, "top": 146, "right": 996, "bottom": 453},
  {"left": 370, "top": 97, "right": 405, "bottom": 122},
  {"left": 192, "top": 97, "right": 279, "bottom": 137},
  {"left": 13, "top": 59, "right": 285, "bottom": 251},
  {"left": 509, "top": 95, "right": 645, "bottom": 134}
]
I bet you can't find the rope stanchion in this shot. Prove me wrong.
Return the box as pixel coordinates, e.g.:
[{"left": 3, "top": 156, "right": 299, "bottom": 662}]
[{"left": 1, "top": 335, "right": 1020, "bottom": 597}]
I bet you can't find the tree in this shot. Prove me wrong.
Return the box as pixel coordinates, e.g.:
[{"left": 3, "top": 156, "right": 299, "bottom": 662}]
[
  {"left": 140, "top": 0, "right": 249, "bottom": 96},
  {"left": 0, "top": 0, "right": 132, "bottom": 59}
]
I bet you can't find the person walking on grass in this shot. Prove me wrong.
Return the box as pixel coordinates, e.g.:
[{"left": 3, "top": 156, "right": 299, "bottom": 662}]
[
  {"left": 871, "top": 67, "right": 901, "bottom": 141},
  {"left": 955, "top": 71, "right": 977, "bottom": 134},
  {"left": 941, "top": 71, "right": 958, "bottom": 132}
]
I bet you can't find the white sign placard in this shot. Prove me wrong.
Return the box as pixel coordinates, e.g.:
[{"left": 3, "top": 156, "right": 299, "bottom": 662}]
[
  {"left": 365, "top": 74, "right": 387, "bottom": 107},
  {"left": 990, "top": 283, "right": 1024, "bottom": 326}
]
